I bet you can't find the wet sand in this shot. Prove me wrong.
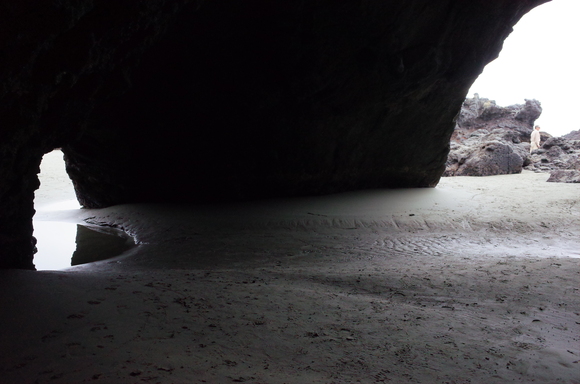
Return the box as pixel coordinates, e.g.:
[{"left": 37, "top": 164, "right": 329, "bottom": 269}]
[{"left": 0, "top": 150, "right": 578, "bottom": 383}]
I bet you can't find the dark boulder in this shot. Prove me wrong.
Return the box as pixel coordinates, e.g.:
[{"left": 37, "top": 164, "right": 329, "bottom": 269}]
[{"left": 445, "top": 130, "right": 526, "bottom": 176}]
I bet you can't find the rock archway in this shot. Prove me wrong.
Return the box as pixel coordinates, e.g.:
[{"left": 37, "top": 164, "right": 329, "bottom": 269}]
[{"left": 0, "top": 0, "right": 548, "bottom": 269}]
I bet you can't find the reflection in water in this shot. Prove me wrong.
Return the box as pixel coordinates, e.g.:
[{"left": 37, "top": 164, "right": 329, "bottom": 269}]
[
  {"left": 33, "top": 221, "right": 77, "bottom": 270},
  {"left": 33, "top": 222, "right": 134, "bottom": 270},
  {"left": 72, "top": 225, "right": 134, "bottom": 266}
]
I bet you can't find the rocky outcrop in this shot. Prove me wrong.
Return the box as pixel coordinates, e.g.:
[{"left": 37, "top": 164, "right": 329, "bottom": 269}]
[
  {"left": 527, "top": 137, "right": 580, "bottom": 181},
  {"left": 446, "top": 95, "right": 580, "bottom": 181},
  {"left": 563, "top": 130, "right": 580, "bottom": 141},
  {"left": 0, "top": 1, "right": 549, "bottom": 268},
  {"left": 445, "top": 130, "right": 527, "bottom": 177},
  {"left": 452, "top": 95, "right": 543, "bottom": 143},
  {"left": 547, "top": 170, "right": 580, "bottom": 183},
  {"left": 445, "top": 96, "right": 540, "bottom": 176}
]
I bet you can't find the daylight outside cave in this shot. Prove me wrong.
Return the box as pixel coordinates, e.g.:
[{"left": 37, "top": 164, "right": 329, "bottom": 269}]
[
  {"left": 467, "top": 0, "right": 580, "bottom": 138},
  {"left": 33, "top": 150, "right": 134, "bottom": 270}
]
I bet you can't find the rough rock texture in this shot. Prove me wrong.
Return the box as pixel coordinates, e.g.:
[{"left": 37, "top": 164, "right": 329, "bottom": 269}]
[
  {"left": 445, "top": 130, "right": 526, "bottom": 177},
  {"left": 446, "top": 95, "right": 580, "bottom": 181},
  {"left": 0, "top": 0, "right": 548, "bottom": 268},
  {"left": 445, "top": 95, "right": 541, "bottom": 176},
  {"left": 547, "top": 170, "right": 580, "bottom": 183},
  {"left": 526, "top": 137, "right": 580, "bottom": 180},
  {"left": 563, "top": 129, "right": 580, "bottom": 140},
  {"left": 451, "top": 95, "right": 543, "bottom": 142}
]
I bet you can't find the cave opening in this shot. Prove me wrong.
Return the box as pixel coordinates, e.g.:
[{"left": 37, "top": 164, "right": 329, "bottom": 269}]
[
  {"left": 32, "top": 149, "right": 80, "bottom": 270},
  {"left": 33, "top": 150, "right": 136, "bottom": 270},
  {"left": 467, "top": 0, "right": 580, "bottom": 138}
]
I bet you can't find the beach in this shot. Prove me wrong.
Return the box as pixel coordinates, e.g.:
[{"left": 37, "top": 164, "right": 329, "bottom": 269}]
[{"left": 0, "top": 150, "right": 578, "bottom": 383}]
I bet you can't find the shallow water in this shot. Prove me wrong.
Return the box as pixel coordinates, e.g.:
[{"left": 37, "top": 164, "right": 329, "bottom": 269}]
[{"left": 33, "top": 221, "right": 134, "bottom": 270}]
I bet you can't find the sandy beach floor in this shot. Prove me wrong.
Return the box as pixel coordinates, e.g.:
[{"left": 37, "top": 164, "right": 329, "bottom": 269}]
[{"left": 0, "top": 150, "right": 578, "bottom": 383}]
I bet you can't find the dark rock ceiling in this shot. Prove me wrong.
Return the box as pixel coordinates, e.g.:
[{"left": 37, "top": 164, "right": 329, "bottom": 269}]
[{"left": 0, "top": 0, "right": 549, "bottom": 269}]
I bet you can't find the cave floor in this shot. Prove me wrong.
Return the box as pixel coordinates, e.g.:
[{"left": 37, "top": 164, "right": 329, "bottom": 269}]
[{"left": 1, "top": 162, "right": 579, "bottom": 383}]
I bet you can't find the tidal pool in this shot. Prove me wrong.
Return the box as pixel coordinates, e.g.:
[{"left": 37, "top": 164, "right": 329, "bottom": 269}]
[{"left": 33, "top": 221, "right": 135, "bottom": 270}]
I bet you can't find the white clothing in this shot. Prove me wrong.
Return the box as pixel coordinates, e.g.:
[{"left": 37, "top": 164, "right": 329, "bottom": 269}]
[{"left": 530, "top": 130, "right": 541, "bottom": 152}]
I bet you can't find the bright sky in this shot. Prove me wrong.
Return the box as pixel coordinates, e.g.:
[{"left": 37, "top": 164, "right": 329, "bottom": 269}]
[{"left": 468, "top": 0, "right": 580, "bottom": 137}]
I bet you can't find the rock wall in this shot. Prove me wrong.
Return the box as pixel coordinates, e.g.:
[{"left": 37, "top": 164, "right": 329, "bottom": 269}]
[
  {"left": 0, "top": 0, "right": 548, "bottom": 268},
  {"left": 0, "top": 1, "right": 190, "bottom": 268}
]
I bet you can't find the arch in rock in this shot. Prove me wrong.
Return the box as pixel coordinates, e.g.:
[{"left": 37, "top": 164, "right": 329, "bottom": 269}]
[{"left": 0, "top": 0, "right": 548, "bottom": 269}]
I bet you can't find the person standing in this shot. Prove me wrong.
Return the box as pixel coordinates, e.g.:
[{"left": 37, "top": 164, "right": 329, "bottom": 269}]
[{"left": 530, "top": 125, "right": 541, "bottom": 152}]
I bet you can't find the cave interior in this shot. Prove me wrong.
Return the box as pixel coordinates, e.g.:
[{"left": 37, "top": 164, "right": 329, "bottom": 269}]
[{"left": 0, "top": 0, "right": 548, "bottom": 269}]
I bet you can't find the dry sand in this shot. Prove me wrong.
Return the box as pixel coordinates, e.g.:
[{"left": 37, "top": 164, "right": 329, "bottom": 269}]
[{"left": 0, "top": 150, "right": 578, "bottom": 383}]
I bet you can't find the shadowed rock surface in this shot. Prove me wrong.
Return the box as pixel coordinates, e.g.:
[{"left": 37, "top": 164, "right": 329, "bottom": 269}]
[
  {"left": 0, "top": 1, "right": 548, "bottom": 268},
  {"left": 71, "top": 225, "right": 135, "bottom": 266}
]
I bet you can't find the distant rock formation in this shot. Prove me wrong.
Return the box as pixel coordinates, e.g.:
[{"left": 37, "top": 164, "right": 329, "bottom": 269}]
[
  {"left": 563, "top": 130, "right": 580, "bottom": 140},
  {"left": 527, "top": 137, "right": 580, "bottom": 182},
  {"left": 451, "top": 95, "right": 542, "bottom": 143},
  {"left": 547, "top": 170, "right": 580, "bottom": 183},
  {"left": 445, "top": 95, "right": 540, "bottom": 177},
  {"left": 445, "top": 95, "right": 580, "bottom": 183}
]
